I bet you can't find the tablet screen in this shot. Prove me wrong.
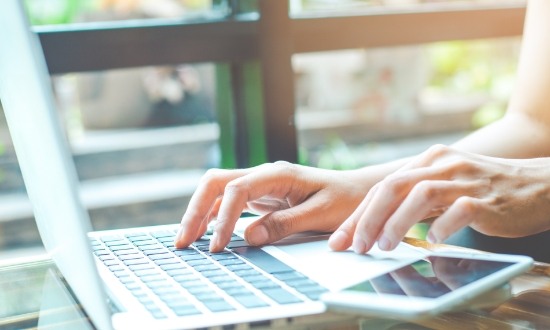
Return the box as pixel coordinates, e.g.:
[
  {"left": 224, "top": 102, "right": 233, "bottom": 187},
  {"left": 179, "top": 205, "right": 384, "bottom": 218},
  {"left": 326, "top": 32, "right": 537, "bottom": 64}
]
[{"left": 345, "top": 256, "right": 514, "bottom": 298}]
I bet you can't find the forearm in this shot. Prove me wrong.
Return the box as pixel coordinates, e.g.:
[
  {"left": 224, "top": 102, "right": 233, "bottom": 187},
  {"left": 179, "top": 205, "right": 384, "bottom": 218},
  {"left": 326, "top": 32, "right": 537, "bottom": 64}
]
[
  {"left": 451, "top": 112, "right": 550, "bottom": 158},
  {"left": 452, "top": 0, "right": 550, "bottom": 158}
]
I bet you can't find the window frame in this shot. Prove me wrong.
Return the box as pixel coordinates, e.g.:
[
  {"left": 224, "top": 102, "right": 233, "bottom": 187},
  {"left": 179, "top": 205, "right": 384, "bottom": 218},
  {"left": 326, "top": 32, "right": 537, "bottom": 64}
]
[{"left": 35, "top": 0, "right": 526, "bottom": 166}]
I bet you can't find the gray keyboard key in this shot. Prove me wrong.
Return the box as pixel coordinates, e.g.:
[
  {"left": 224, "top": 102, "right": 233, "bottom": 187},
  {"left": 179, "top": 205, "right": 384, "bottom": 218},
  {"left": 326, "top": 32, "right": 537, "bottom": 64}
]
[
  {"left": 262, "top": 287, "right": 302, "bottom": 304},
  {"left": 233, "top": 294, "right": 269, "bottom": 308}
]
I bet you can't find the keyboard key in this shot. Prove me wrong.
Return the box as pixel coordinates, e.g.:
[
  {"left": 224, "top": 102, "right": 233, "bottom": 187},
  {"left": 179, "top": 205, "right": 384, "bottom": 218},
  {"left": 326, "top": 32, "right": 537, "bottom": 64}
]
[
  {"left": 154, "top": 258, "right": 181, "bottom": 266},
  {"left": 249, "top": 280, "right": 279, "bottom": 290},
  {"left": 119, "top": 277, "right": 135, "bottom": 284},
  {"left": 138, "top": 244, "right": 165, "bottom": 251},
  {"left": 272, "top": 271, "right": 306, "bottom": 282},
  {"left": 179, "top": 254, "right": 204, "bottom": 262},
  {"left": 186, "top": 259, "right": 213, "bottom": 267},
  {"left": 125, "top": 282, "right": 142, "bottom": 291},
  {"left": 118, "top": 253, "right": 144, "bottom": 260},
  {"left": 150, "top": 310, "right": 167, "bottom": 319},
  {"left": 210, "top": 252, "right": 236, "bottom": 261},
  {"left": 103, "top": 259, "right": 119, "bottom": 266},
  {"left": 216, "top": 280, "right": 243, "bottom": 290},
  {"left": 134, "top": 269, "right": 160, "bottom": 277},
  {"left": 156, "top": 236, "right": 176, "bottom": 243},
  {"left": 104, "top": 240, "right": 129, "bottom": 247},
  {"left": 98, "top": 255, "right": 115, "bottom": 261},
  {"left": 125, "top": 232, "right": 146, "bottom": 238},
  {"left": 187, "top": 286, "right": 216, "bottom": 295},
  {"left": 115, "top": 249, "right": 142, "bottom": 256},
  {"left": 108, "top": 265, "right": 125, "bottom": 272},
  {"left": 140, "top": 274, "right": 166, "bottom": 283},
  {"left": 110, "top": 245, "right": 137, "bottom": 252},
  {"left": 226, "top": 264, "right": 253, "bottom": 272},
  {"left": 151, "top": 230, "right": 176, "bottom": 238},
  {"left": 233, "top": 294, "right": 269, "bottom": 308},
  {"left": 226, "top": 240, "right": 250, "bottom": 249},
  {"left": 128, "top": 263, "right": 154, "bottom": 271},
  {"left": 232, "top": 247, "right": 293, "bottom": 274},
  {"left": 164, "top": 300, "right": 195, "bottom": 314},
  {"left": 233, "top": 269, "right": 261, "bottom": 277},
  {"left": 173, "top": 248, "right": 199, "bottom": 256},
  {"left": 101, "top": 235, "right": 124, "bottom": 242},
  {"left": 143, "top": 248, "right": 169, "bottom": 256},
  {"left": 202, "top": 300, "right": 235, "bottom": 312},
  {"left": 161, "top": 263, "right": 185, "bottom": 271},
  {"left": 224, "top": 286, "right": 251, "bottom": 296},
  {"left": 149, "top": 253, "right": 173, "bottom": 261},
  {"left": 94, "top": 249, "right": 110, "bottom": 256},
  {"left": 261, "top": 288, "right": 302, "bottom": 304},
  {"left": 172, "top": 306, "right": 201, "bottom": 317},
  {"left": 133, "top": 240, "right": 157, "bottom": 246},
  {"left": 195, "top": 291, "right": 223, "bottom": 302},
  {"left": 147, "top": 281, "right": 174, "bottom": 290},
  {"left": 123, "top": 258, "right": 149, "bottom": 266},
  {"left": 173, "top": 274, "right": 200, "bottom": 283},
  {"left": 178, "top": 279, "right": 206, "bottom": 289},
  {"left": 217, "top": 258, "right": 244, "bottom": 266},
  {"left": 194, "top": 264, "right": 220, "bottom": 273},
  {"left": 113, "top": 270, "right": 131, "bottom": 278}
]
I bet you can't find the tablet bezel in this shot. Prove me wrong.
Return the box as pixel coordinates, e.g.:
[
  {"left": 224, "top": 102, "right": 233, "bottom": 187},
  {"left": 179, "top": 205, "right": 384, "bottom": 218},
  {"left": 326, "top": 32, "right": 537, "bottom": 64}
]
[{"left": 321, "top": 251, "right": 533, "bottom": 319}]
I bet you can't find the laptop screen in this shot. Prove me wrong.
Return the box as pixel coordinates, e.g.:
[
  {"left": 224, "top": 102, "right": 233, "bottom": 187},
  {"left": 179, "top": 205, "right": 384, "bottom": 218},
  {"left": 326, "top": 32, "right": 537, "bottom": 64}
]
[{"left": 0, "top": 1, "right": 113, "bottom": 329}]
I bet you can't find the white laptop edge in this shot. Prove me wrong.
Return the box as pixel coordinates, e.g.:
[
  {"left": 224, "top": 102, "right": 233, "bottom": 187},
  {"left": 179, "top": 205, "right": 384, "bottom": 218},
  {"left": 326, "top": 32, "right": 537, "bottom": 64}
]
[{"left": 0, "top": 1, "right": 113, "bottom": 329}]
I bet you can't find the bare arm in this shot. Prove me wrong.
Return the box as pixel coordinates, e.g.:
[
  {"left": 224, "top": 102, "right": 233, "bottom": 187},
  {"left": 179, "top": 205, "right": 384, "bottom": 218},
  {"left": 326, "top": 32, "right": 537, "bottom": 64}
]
[{"left": 452, "top": 0, "right": 550, "bottom": 158}]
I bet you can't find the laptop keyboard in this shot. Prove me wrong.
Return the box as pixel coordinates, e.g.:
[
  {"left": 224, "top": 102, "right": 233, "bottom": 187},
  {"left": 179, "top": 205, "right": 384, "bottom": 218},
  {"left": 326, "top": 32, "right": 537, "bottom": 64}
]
[{"left": 90, "top": 229, "right": 328, "bottom": 319}]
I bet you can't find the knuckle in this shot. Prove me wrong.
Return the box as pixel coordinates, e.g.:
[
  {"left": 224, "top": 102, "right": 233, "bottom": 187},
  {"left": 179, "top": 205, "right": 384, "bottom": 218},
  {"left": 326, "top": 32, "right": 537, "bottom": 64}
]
[
  {"left": 448, "top": 158, "right": 473, "bottom": 172},
  {"left": 380, "top": 173, "right": 408, "bottom": 196},
  {"left": 412, "top": 181, "right": 436, "bottom": 203},
  {"left": 424, "top": 144, "right": 450, "bottom": 160},
  {"left": 272, "top": 161, "right": 296, "bottom": 176},
  {"left": 202, "top": 168, "right": 225, "bottom": 184},
  {"left": 454, "top": 196, "right": 478, "bottom": 216},
  {"left": 224, "top": 179, "right": 248, "bottom": 197}
]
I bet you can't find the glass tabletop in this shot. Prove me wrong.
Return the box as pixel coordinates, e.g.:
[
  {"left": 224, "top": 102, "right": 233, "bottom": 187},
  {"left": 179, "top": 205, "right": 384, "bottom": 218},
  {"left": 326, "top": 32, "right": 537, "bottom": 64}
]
[
  {"left": 1, "top": 243, "right": 549, "bottom": 330},
  {"left": 0, "top": 256, "right": 93, "bottom": 330}
]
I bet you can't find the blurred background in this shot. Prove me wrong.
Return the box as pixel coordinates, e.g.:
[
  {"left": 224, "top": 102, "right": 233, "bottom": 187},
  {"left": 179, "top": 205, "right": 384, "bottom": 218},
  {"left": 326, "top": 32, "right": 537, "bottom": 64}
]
[{"left": 0, "top": 0, "right": 524, "bottom": 259}]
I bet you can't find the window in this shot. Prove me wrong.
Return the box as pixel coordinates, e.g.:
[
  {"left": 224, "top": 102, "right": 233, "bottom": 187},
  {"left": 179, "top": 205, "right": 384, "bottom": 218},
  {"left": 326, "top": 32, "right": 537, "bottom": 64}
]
[{"left": 0, "top": 0, "right": 526, "bottom": 258}]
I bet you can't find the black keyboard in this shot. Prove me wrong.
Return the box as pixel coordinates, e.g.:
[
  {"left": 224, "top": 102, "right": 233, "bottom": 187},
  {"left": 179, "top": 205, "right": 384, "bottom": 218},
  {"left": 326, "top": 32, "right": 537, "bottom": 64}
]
[{"left": 90, "top": 229, "right": 328, "bottom": 319}]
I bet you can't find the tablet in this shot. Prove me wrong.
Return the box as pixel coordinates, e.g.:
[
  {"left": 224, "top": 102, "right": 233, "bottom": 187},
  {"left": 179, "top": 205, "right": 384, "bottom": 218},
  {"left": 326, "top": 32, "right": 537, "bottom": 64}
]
[{"left": 321, "top": 251, "right": 533, "bottom": 320}]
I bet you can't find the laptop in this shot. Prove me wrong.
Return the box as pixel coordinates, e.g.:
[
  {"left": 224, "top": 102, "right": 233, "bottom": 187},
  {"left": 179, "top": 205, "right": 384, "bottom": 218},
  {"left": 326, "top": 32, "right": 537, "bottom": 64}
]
[{"left": 0, "top": 1, "right": 428, "bottom": 329}]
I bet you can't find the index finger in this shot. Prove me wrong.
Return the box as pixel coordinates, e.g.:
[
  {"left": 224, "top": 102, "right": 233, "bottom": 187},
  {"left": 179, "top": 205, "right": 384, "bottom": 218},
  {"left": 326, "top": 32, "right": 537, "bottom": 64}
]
[
  {"left": 175, "top": 168, "right": 252, "bottom": 248},
  {"left": 209, "top": 162, "right": 302, "bottom": 252}
]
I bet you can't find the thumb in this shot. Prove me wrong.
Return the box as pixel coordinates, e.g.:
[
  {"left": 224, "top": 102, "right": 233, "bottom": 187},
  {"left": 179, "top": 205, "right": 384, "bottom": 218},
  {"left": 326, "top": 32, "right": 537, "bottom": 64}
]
[
  {"left": 243, "top": 193, "right": 332, "bottom": 245},
  {"left": 244, "top": 211, "right": 302, "bottom": 246}
]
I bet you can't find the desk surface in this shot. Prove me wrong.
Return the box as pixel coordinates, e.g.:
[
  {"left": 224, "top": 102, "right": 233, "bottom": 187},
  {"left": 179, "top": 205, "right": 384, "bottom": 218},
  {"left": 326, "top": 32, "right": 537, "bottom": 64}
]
[{"left": 1, "top": 238, "right": 549, "bottom": 330}]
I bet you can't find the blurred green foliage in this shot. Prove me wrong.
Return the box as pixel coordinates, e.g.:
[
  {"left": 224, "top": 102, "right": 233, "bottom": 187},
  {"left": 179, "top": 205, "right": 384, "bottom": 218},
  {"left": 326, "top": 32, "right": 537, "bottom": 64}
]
[
  {"left": 428, "top": 40, "right": 517, "bottom": 93},
  {"left": 24, "top": 0, "right": 95, "bottom": 25}
]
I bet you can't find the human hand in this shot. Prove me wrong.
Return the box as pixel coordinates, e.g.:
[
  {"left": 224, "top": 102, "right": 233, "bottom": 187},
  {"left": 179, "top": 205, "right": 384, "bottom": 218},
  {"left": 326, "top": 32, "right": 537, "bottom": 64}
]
[
  {"left": 174, "top": 162, "right": 368, "bottom": 252},
  {"left": 328, "top": 144, "right": 550, "bottom": 254}
]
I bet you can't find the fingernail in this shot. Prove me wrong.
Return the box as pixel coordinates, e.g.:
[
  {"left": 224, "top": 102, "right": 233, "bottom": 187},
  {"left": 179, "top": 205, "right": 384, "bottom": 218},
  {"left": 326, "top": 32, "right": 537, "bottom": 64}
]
[
  {"left": 209, "top": 231, "right": 219, "bottom": 251},
  {"left": 328, "top": 230, "right": 348, "bottom": 247},
  {"left": 174, "top": 226, "right": 184, "bottom": 244},
  {"left": 378, "top": 234, "right": 393, "bottom": 251},
  {"left": 247, "top": 225, "right": 268, "bottom": 245},
  {"left": 427, "top": 231, "right": 439, "bottom": 244},
  {"left": 352, "top": 235, "right": 367, "bottom": 254}
]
